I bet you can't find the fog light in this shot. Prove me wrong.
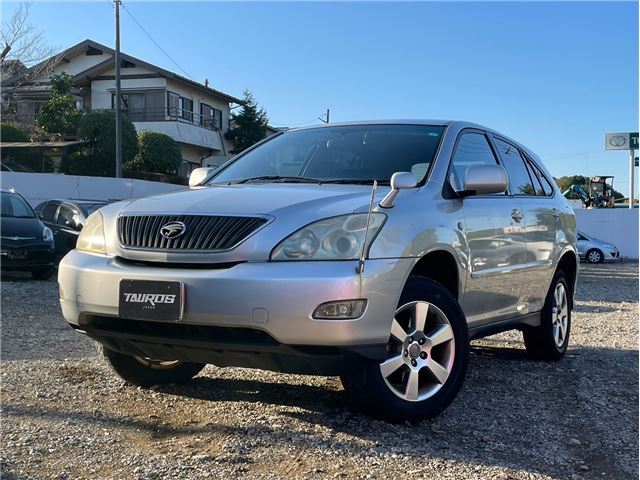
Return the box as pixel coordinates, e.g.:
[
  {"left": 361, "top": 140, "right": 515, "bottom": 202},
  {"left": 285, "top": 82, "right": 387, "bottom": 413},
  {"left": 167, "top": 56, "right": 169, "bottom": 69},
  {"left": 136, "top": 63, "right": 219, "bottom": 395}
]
[{"left": 313, "top": 300, "right": 367, "bottom": 319}]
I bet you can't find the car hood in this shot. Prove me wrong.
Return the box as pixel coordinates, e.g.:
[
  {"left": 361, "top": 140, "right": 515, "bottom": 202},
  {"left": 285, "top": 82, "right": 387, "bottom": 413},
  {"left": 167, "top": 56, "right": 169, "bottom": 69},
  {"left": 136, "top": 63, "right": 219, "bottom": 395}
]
[
  {"left": 1, "top": 216, "right": 44, "bottom": 239},
  {"left": 104, "top": 183, "right": 394, "bottom": 263},
  {"left": 119, "top": 183, "right": 387, "bottom": 218}
]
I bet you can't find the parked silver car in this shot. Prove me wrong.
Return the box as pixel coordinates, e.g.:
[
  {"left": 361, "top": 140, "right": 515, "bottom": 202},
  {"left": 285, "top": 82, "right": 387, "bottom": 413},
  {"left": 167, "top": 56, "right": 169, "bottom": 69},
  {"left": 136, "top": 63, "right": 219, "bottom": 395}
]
[
  {"left": 59, "top": 121, "right": 578, "bottom": 422},
  {"left": 577, "top": 230, "right": 621, "bottom": 263}
]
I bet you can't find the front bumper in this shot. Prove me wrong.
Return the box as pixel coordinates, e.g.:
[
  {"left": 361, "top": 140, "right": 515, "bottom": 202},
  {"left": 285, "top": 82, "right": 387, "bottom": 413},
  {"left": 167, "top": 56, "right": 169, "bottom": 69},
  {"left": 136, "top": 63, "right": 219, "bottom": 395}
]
[
  {"left": 0, "top": 244, "right": 55, "bottom": 271},
  {"left": 59, "top": 250, "right": 412, "bottom": 350}
]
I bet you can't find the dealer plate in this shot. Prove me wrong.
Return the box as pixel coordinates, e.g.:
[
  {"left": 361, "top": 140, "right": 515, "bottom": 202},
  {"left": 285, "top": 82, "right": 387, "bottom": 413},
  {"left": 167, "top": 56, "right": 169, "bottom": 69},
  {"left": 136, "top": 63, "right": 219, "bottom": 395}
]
[{"left": 119, "top": 280, "right": 183, "bottom": 321}]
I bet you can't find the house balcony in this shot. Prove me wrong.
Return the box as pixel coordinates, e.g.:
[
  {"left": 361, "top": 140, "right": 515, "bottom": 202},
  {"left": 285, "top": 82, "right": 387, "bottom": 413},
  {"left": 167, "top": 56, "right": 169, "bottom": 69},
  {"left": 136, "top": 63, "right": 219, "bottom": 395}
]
[{"left": 116, "top": 108, "right": 224, "bottom": 152}]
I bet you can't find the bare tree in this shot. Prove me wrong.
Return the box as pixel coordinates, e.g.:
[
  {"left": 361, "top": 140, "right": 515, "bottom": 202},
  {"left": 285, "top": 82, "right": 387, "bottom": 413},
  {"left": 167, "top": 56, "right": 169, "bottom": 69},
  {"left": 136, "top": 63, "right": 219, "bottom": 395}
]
[{"left": 1, "top": 1, "right": 57, "bottom": 83}]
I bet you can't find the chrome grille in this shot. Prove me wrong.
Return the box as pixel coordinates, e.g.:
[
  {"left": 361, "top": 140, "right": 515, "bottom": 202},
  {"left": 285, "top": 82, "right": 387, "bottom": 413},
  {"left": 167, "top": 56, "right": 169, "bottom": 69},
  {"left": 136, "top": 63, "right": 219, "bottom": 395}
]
[{"left": 118, "top": 215, "right": 268, "bottom": 251}]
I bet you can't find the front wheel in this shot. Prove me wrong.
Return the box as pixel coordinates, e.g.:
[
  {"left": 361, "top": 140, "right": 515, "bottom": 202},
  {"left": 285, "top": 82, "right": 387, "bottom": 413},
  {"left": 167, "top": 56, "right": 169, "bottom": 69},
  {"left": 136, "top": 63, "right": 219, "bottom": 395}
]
[
  {"left": 341, "top": 276, "right": 469, "bottom": 423},
  {"left": 97, "top": 343, "right": 205, "bottom": 387},
  {"left": 586, "top": 249, "right": 603, "bottom": 263}
]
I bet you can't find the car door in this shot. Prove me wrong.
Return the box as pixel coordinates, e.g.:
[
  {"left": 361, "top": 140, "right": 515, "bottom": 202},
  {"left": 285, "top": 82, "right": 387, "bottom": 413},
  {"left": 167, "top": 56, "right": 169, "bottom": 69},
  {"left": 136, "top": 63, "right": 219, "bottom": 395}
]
[
  {"left": 55, "top": 203, "right": 82, "bottom": 256},
  {"left": 449, "top": 130, "right": 527, "bottom": 325},
  {"left": 491, "top": 136, "right": 559, "bottom": 315}
]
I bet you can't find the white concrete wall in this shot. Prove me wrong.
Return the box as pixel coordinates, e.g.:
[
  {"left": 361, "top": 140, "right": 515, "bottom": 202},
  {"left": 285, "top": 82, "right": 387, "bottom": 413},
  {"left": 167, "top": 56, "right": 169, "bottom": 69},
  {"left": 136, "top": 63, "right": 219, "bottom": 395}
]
[
  {"left": 575, "top": 209, "right": 639, "bottom": 259},
  {"left": 1, "top": 172, "right": 184, "bottom": 207}
]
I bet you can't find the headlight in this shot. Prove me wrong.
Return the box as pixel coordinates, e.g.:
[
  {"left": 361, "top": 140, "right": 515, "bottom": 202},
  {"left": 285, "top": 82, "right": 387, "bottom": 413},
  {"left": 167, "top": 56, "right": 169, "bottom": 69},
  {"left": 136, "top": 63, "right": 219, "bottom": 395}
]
[
  {"left": 271, "top": 213, "right": 386, "bottom": 261},
  {"left": 76, "top": 211, "right": 106, "bottom": 254},
  {"left": 43, "top": 226, "right": 54, "bottom": 243}
]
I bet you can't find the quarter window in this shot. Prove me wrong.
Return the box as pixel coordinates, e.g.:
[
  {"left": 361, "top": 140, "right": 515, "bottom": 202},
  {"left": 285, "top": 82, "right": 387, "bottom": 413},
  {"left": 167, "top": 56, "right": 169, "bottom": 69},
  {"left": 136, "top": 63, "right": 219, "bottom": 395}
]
[
  {"left": 528, "top": 158, "right": 555, "bottom": 196},
  {"left": 493, "top": 138, "right": 535, "bottom": 195},
  {"left": 450, "top": 132, "right": 499, "bottom": 191}
]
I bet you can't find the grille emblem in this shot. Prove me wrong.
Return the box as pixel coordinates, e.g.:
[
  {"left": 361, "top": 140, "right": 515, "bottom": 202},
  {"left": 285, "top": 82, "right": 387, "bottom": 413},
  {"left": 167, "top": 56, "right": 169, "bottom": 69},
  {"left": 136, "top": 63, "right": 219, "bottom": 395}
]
[{"left": 159, "top": 221, "right": 187, "bottom": 239}]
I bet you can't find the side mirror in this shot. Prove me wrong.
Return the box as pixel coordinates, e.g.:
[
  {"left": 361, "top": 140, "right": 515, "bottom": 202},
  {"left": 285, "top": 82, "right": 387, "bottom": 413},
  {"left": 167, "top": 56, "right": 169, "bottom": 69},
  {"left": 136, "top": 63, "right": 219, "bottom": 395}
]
[
  {"left": 379, "top": 171, "right": 417, "bottom": 208},
  {"left": 189, "top": 167, "right": 217, "bottom": 188},
  {"left": 460, "top": 165, "right": 508, "bottom": 197}
]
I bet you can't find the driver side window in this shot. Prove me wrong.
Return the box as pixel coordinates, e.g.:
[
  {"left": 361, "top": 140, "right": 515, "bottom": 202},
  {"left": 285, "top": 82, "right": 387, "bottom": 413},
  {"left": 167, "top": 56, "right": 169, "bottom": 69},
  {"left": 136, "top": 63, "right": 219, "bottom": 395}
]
[{"left": 450, "top": 132, "right": 499, "bottom": 191}]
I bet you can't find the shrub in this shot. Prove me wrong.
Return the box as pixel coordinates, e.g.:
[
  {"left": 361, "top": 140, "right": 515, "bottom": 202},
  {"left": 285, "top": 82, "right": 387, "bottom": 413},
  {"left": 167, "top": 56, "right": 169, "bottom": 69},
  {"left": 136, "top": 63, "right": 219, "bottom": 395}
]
[
  {"left": 64, "top": 110, "right": 137, "bottom": 176},
  {"left": 125, "top": 131, "right": 182, "bottom": 174},
  {"left": 0, "top": 123, "right": 29, "bottom": 142}
]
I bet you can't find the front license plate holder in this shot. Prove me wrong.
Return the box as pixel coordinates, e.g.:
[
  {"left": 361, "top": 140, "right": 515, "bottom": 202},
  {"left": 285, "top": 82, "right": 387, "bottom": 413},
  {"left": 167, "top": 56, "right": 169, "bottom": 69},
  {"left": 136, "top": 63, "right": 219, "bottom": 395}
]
[{"left": 118, "top": 280, "right": 184, "bottom": 321}]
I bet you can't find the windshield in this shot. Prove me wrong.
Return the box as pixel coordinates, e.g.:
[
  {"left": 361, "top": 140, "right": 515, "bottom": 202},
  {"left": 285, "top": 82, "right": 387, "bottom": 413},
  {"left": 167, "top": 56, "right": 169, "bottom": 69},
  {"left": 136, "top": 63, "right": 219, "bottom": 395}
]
[
  {"left": 1, "top": 192, "right": 36, "bottom": 218},
  {"left": 210, "top": 124, "right": 445, "bottom": 185}
]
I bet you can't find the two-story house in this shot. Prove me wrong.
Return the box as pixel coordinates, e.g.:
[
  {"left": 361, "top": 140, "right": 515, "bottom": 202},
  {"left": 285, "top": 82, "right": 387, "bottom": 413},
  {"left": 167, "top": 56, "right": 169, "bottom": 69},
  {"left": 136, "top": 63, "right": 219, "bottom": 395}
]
[{"left": 1, "top": 39, "right": 242, "bottom": 175}]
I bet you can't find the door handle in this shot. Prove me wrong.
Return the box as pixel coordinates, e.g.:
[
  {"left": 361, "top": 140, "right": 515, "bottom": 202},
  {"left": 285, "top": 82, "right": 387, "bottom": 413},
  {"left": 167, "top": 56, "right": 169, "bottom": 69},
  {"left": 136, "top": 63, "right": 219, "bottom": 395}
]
[
  {"left": 511, "top": 209, "right": 523, "bottom": 222},
  {"left": 552, "top": 208, "right": 561, "bottom": 220}
]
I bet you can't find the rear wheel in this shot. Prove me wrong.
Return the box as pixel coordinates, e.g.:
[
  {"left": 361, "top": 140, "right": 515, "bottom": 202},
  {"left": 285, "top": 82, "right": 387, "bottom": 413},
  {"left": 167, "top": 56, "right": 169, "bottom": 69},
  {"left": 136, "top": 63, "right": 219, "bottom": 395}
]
[
  {"left": 586, "top": 249, "right": 603, "bottom": 263},
  {"left": 97, "top": 343, "right": 205, "bottom": 387},
  {"left": 523, "top": 271, "right": 571, "bottom": 361},
  {"left": 341, "top": 277, "right": 469, "bottom": 423}
]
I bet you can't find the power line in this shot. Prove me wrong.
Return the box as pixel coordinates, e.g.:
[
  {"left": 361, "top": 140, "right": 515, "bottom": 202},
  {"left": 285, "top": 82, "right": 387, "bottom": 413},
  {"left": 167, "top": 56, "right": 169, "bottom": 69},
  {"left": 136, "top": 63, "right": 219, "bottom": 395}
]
[{"left": 120, "top": 2, "right": 193, "bottom": 79}]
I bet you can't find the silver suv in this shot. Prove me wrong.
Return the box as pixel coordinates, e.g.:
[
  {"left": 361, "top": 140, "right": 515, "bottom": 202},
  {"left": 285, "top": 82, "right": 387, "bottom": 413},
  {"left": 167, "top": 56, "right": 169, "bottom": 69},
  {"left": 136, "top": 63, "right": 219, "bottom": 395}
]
[{"left": 59, "top": 121, "right": 578, "bottom": 422}]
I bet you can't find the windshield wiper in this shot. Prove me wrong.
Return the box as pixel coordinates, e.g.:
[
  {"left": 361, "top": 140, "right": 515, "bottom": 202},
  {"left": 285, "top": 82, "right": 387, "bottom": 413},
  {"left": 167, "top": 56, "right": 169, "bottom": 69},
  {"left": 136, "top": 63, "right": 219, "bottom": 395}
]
[
  {"left": 319, "top": 179, "right": 390, "bottom": 186},
  {"left": 227, "top": 176, "right": 322, "bottom": 184}
]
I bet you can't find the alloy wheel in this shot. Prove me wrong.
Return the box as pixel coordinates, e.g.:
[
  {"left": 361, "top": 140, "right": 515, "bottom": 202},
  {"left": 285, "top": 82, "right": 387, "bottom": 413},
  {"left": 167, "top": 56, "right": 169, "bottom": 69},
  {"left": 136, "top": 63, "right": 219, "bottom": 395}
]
[
  {"left": 588, "top": 250, "right": 602, "bottom": 263},
  {"left": 552, "top": 283, "right": 569, "bottom": 348},
  {"left": 380, "top": 301, "right": 455, "bottom": 402}
]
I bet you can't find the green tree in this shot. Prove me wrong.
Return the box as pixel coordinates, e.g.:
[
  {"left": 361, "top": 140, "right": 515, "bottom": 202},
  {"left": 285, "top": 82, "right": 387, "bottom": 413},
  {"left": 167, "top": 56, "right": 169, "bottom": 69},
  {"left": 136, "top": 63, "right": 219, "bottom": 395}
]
[
  {"left": 36, "top": 73, "right": 81, "bottom": 139},
  {"left": 61, "top": 110, "right": 137, "bottom": 176},
  {"left": 125, "top": 131, "right": 182, "bottom": 174},
  {"left": 225, "top": 89, "right": 268, "bottom": 154},
  {"left": 0, "top": 122, "right": 29, "bottom": 141}
]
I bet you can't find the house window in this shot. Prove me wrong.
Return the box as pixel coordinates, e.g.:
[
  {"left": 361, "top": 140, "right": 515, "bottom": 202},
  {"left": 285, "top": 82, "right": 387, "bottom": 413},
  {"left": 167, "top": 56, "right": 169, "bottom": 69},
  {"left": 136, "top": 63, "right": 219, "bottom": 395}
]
[
  {"left": 111, "top": 92, "right": 146, "bottom": 121},
  {"left": 200, "top": 102, "right": 222, "bottom": 130},
  {"left": 167, "top": 91, "right": 193, "bottom": 122}
]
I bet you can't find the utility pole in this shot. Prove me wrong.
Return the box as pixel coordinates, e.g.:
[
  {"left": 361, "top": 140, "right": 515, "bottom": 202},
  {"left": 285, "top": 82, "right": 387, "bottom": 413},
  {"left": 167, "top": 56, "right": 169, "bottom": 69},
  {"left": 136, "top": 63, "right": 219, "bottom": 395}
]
[
  {"left": 325, "top": 108, "right": 330, "bottom": 124},
  {"left": 114, "top": 0, "right": 123, "bottom": 178},
  {"left": 630, "top": 147, "right": 635, "bottom": 209}
]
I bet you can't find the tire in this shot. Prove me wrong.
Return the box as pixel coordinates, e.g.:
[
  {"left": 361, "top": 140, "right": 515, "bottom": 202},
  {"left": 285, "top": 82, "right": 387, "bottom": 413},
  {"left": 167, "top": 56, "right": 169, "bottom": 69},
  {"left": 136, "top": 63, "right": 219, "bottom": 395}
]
[
  {"left": 586, "top": 248, "right": 604, "bottom": 264},
  {"left": 523, "top": 270, "right": 571, "bottom": 361},
  {"left": 96, "top": 342, "right": 205, "bottom": 387},
  {"left": 31, "top": 268, "right": 53, "bottom": 280},
  {"left": 341, "top": 276, "right": 469, "bottom": 423}
]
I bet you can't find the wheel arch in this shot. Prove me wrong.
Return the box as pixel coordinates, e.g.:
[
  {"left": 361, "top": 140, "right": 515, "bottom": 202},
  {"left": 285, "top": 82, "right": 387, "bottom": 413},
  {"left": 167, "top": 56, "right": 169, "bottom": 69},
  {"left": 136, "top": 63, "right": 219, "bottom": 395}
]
[
  {"left": 406, "top": 248, "right": 463, "bottom": 302},
  {"left": 555, "top": 249, "right": 578, "bottom": 309}
]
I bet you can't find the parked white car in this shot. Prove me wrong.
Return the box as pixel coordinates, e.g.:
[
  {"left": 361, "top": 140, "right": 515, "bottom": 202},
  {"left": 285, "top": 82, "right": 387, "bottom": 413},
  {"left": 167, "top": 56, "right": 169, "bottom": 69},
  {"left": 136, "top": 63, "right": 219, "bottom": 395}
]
[{"left": 577, "top": 231, "right": 621, "bottom": 263}]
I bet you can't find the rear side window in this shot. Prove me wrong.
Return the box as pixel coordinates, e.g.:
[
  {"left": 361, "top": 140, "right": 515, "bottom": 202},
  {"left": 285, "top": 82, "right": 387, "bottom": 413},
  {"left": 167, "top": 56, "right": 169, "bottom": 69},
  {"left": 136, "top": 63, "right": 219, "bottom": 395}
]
[
  {"left": 450, "top": 132, "right": 499, "bottom": 191},
  {"left": 493, "top": 138, "right": 534, "bottom": 195},
  {"left": 57, "top": 204, "right": 78, "bottom": 226},
  {"left": 42, "top": 202, "right": 58, "bottom": 222}
]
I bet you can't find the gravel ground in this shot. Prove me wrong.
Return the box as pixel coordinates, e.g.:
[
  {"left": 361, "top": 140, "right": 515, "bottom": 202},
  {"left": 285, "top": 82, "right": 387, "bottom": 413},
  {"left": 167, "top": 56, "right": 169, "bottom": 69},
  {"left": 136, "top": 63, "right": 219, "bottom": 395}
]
[{"left": 1, "top": 262, "right": 637, "bottom": 480}]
